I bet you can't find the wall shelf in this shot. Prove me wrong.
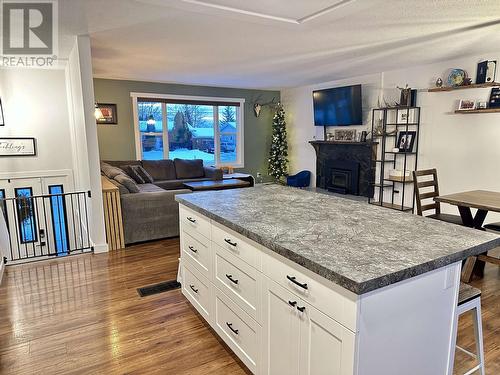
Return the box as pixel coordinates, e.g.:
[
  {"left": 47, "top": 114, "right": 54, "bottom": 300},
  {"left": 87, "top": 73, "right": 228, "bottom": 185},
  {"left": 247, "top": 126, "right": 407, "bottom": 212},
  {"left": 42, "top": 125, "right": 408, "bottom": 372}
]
[
  {"left": 454, "top": 108, "right": 500, "bottom": 114},
  {"left": 428, "top": 82, "right": 500, "bottom": 92}
]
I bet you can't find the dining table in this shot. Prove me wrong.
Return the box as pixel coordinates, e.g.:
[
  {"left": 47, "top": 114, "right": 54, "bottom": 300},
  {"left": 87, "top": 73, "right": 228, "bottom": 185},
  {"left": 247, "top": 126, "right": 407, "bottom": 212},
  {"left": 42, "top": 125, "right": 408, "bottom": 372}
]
[{"left": 435, "top": 190, "right": 500, "bottom": 282}]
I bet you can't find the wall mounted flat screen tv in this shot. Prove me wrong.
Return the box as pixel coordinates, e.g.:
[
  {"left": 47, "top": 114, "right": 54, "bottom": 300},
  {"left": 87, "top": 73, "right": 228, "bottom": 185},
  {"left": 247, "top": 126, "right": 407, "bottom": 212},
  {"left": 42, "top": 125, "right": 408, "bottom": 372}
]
[{"left": 313, "top": 84, "right": 362, "bottom": 126}]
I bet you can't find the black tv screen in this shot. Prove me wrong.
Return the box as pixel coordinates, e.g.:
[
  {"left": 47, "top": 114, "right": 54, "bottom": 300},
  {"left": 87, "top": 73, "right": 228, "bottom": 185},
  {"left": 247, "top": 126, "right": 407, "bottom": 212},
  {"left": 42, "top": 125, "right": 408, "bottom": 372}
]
[{"left": 313, "top": 85, "right": 362, "bottom": 126}]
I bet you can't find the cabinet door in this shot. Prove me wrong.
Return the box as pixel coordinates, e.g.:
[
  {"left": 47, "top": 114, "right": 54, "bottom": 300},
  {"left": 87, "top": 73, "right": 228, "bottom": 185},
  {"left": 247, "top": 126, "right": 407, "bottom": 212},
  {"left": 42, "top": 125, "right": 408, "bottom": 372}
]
[
  {"left": 299, "top": 302, "right": 355, "bottom": 375},
  {"left": 262, "top": 278, "right": 301, "bottom": 375}
]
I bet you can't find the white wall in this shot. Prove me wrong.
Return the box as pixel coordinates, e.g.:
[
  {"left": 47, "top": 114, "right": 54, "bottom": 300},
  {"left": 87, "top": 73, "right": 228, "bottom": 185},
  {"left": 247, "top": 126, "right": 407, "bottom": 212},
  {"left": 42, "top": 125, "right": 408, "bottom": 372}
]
[
  {"left": 282, "top": 52, "right": 500, "bottom": 221},
  {"left": 65, "top": 35, "right": 107, "bottom": 253},
  {"left": 0, "top": 69, "right": 74, "bottom": 174}
]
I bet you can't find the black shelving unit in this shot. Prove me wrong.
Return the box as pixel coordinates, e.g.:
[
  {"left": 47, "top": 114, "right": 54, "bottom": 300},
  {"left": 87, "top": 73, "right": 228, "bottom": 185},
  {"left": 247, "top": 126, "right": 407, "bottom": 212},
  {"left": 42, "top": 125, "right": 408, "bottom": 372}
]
[{"left": 368, "top": 106, "right": 421, "bottom": 212}]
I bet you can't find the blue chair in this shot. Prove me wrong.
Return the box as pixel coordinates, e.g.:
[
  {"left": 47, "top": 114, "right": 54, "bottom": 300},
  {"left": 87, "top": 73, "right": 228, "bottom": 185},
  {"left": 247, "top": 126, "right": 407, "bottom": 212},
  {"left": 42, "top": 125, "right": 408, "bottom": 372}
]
[{"left": 286, "top": 170, "right": 311, "bottom": 188}]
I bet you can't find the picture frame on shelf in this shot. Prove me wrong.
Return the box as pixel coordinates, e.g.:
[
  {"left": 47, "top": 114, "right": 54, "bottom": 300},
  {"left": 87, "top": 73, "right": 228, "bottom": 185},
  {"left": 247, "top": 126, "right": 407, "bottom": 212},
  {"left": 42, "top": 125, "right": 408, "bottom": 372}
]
[
  {"left": 457, "top": 99, "right": 476, "bottom": 111},
  {"left": 96, "top": 103, "right": 118, "bottom": 124},
  {"left": 0, "top": 137, "right": 36, "bottom": 156},
  {"left": 396, "top": 131, "right": 416, "bottom": 153},
  {"left": 489, "top": 88, "right": 500, "bottom": 108},
  {"left": 334, "top": 129, "right": 357, "bottom": 142}
]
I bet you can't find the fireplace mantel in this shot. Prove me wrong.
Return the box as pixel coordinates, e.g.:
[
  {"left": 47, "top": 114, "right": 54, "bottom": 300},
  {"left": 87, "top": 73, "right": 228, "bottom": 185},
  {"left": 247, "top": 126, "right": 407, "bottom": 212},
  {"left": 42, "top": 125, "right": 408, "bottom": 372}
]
[{"left": 309, "top": 141, "right": 377, "bottom": 197}]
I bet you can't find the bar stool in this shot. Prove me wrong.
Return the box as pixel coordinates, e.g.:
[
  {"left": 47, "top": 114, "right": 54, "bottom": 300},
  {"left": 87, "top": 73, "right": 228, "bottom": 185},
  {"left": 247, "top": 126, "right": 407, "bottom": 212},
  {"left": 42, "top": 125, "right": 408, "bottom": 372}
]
[{"left": 449, "top": 283, "right": 485, "bottom": 375}]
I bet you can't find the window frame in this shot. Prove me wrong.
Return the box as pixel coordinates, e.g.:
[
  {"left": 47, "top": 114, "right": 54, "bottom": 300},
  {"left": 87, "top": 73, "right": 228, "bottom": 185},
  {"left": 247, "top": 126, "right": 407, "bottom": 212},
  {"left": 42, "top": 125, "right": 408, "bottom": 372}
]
[{"left": 131, "top": 93, "right": 245, "bottom": 168}]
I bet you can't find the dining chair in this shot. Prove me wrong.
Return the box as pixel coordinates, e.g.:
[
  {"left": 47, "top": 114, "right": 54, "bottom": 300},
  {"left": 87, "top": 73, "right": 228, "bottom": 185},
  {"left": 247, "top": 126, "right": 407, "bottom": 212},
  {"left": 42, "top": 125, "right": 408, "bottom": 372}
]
[{"left": 412, "top": 169, "right": 463, "bottom": 225}]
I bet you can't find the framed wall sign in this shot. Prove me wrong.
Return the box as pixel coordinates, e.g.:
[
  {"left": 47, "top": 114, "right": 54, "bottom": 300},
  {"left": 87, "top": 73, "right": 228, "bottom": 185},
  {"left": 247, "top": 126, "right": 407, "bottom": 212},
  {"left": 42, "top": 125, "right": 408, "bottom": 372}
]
[
  {"left": 0, "top": 98, "right": 4, "bottom": 126},
  {"left": 0, "top": 138, "right": 36, "bottom": 156},
  {"left": 96, "top": 103, "right": 118, "bottom": 124}
]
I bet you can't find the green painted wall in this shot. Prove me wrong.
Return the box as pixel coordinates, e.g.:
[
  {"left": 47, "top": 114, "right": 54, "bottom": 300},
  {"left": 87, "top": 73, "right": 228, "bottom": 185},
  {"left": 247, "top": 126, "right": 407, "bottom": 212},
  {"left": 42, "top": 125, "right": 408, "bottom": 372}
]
[{"left": 94, "top": 78, "right": 279, "bottom": 177}]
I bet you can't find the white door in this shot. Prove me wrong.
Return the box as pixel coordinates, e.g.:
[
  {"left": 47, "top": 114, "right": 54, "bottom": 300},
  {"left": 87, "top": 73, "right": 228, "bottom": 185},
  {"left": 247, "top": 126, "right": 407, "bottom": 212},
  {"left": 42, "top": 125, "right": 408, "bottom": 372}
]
[
  {"left": 298, "top": 301, "right": 356, "bottom": 375},
  {"left": 0, "top": 175, "right": 76, "bottom": 261},
  {"left": 262, "top": 278, "right": 301, "bottom": 375},
  {"left": 0, "top": 178, "right": 45, "bottom": 261}
]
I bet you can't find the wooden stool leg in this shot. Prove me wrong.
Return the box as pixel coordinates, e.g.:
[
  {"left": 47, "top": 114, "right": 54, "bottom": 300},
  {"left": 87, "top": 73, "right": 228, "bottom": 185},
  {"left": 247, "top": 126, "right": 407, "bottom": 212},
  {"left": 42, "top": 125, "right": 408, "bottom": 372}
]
[
  {"left": 472, "top": 301, "right": 485, "bottom": 375},
  {"left": 461, "top": 256, "right": 477, "bottom": 283}
]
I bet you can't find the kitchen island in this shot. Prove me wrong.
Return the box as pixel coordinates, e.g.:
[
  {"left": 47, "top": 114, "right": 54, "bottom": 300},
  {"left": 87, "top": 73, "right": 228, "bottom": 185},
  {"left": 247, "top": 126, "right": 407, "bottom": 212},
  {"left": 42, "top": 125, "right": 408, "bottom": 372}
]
[{"left": 176, "top": 185, "right": 500, "bottom": 375}]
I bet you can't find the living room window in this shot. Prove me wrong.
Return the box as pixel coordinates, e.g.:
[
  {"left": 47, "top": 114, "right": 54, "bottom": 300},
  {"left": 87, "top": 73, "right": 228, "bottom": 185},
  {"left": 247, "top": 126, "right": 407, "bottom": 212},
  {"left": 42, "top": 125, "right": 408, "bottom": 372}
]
[{"left": 132, "top": 93, "right": 244, "bottom": 168}]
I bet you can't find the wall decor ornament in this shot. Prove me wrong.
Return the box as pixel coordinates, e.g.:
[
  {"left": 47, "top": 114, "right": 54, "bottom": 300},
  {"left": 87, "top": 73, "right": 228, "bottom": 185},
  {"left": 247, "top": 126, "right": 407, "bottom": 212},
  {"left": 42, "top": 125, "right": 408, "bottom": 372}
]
[
  {"left": 334, "top": 129, "right": 357, "bottom": 142},
  {"left": 96, "top": 103, "right": 118, "bottom": 124},
  {"left": 458, "top": 99, "right": 476, "bottom": 111},
  {"left": 435, "top": 78, "right": 443, "bottom": 88},
  {"left": 0, "top": 137, "right": 36, "bottom": 156}
]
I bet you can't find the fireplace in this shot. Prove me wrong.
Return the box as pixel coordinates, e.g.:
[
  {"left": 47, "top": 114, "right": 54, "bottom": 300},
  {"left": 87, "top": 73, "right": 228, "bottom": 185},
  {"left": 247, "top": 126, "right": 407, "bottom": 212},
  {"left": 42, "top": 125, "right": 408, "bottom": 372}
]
[
  {"left": 309, "top": 141, "right": 376, "bottom": 197},
  {"left": 329, "top": 161, "right": 359, "bottom": 195}
]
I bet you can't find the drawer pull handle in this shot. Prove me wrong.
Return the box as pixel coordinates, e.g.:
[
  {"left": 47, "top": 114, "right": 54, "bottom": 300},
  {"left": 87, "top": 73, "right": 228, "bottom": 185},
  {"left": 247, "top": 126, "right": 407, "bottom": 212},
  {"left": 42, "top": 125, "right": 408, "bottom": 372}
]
[
  {"left": 188, "top": 245, "right": 198, "bottom": 253},
  {"left": 189, "top": 284, "right": 199, "bottom": 293},
  {"left": 226, "top": 322, "right": 239, "bottom": 335},
  {"left": 297, "top": 306, "right": 306, "bottom": 312},
  {"left": 225, "top": 274, "right": 239, "bottom": 284},
  {"left": 286, "top": 275, "right": 308, "bottom": 290},
  {"left": 224, "top": 238, "right": 238, "bottom": 247},
  {"left": 187, "top": 217, "right": 196, "bottom": 223},
  {"left": 288, "top": 300, "right": 297, "bottom": 307}
]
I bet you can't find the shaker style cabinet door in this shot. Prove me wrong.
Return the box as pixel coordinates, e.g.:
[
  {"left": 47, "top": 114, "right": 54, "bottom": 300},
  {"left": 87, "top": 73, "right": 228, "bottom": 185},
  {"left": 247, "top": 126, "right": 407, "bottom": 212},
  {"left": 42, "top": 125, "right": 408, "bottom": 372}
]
[
  {"left": 298, "top": 301, "right": 356, "bottom": 375},
  {"left": 262, "top": 278, "right": 301, "bottom": 375}
]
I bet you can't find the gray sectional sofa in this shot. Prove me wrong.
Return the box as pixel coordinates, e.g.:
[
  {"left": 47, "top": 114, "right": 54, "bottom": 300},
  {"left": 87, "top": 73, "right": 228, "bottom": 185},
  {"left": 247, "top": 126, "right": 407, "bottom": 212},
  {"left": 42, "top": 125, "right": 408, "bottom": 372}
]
[{"left": 100, "top": 159, "right": 223, "bottom": 244}]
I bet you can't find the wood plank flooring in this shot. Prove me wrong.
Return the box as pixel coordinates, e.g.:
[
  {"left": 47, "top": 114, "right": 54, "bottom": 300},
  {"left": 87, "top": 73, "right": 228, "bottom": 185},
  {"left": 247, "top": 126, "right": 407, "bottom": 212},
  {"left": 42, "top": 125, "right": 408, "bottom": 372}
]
[{"left": 0, "top": 238, "right": 498, "bottom": 374}]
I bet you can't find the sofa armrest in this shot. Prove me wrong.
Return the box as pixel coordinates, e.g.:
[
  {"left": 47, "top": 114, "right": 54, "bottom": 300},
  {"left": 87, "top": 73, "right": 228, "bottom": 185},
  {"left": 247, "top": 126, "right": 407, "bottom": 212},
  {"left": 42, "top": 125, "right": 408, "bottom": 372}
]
[{"left": 204, "top": 166, "right": 223, "bottom": 180}]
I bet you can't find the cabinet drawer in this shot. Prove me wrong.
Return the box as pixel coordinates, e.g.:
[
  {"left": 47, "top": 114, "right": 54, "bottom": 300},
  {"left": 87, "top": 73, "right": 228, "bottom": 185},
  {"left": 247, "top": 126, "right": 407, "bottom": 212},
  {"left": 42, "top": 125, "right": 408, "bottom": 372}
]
[
  {"left": 262, "top": 251, "right": 357, "bottom": 331},
  {"left": 214, "top": 287, "right": 260, "bottom": 374},
  {"left": 182, "top": 231, "right": 211, "bottom": 280},
  {"left": 212, "top": 221, "right": 260, "bottom": 269},
  {"left": 214, "top": 244, "right": 261, "bottom": 322},
  {"left": 179, "top": 205, "right": 211, "bottom": 240},
  {"left": 182, "top": 263, "right": 212, "bottom": 322}
]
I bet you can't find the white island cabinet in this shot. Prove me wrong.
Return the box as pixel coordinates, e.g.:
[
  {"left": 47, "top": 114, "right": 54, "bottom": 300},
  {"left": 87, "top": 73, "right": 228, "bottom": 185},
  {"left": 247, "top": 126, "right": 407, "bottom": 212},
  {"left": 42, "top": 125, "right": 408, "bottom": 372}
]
[{"left": 179, "top": 204, "right": 461, "bottom": 375}]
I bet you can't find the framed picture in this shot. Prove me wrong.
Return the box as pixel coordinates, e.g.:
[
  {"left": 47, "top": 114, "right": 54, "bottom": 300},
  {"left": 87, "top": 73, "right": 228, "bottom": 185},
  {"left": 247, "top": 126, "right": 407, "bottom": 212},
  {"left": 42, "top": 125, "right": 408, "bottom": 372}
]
[
  {"left": 96, "top": 103, "right": 118, "bottom": 124},
  {"left": 0, "top": 137, "right": 36, "bottom": 156},
  {"left": 334, "top": 129, "right": 357, "bottom": 142},
  {"left": 457, "top": 99, "right": 476, "bottom": 111},
  {"left": 396, "top": 131, "right": 416, "bottom": 153},
  {"left": 0, "top": 98, "right": 4, "bottom": 126}
]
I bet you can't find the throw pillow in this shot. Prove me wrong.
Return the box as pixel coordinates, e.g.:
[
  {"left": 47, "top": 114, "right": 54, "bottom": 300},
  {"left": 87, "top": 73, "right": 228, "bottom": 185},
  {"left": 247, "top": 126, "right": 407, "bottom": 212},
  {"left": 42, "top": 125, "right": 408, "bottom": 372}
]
[
  {"left": 101, "top": 162, "right": 126, "bottom": 179},
  {"left": 174, "top": 158, "right": 205, "bottom": 179},
  {"left": 125, "top": 165, "right": 145, "bottom": 184},
  {"left": 113, "top": 174, "right": 140, "bottom": 193},
  {"left": 134, "top": 165, "right": 154, "bottom": 183}
]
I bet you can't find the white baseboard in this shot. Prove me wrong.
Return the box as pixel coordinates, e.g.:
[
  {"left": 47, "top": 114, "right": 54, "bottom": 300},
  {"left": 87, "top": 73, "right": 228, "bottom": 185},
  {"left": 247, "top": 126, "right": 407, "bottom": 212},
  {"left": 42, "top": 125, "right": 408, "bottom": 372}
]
[{"left": 93, "top": 243, "right": 109, "bottom": 254}]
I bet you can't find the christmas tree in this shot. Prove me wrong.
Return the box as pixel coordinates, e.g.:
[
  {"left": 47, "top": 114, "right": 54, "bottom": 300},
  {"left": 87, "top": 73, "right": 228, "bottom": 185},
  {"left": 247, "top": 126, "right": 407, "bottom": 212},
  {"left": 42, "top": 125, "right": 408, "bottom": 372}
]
[{"left": 268, "top": 104, "right": 288, "bottom": 182}]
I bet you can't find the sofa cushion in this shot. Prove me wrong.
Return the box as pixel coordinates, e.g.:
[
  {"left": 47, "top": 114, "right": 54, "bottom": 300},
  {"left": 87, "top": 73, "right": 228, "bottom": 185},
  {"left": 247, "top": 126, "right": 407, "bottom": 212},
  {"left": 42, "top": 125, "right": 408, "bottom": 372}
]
[
  {"left": 114, "top": 174, "right": 140, "bottom": 193},
  {"left": 154, "top": 177, "right": 211, "bottom": 191},
  {"left": 134, "top": 165, "right": 154, "bottom": 183},
  {"left": 125, "top": 165, "right": 145, "bottom": 184},
  {"left": 174, "top": 158, "right": 205, "bottom": 179},
  {"left": 142, "top": 160, "right": 176, "bottom": 181},
  {"left": 137, "top": 183, "right": 165, "bottom": 193},
  {"left": 101, "top": 162, "right": 126, "bottom": 179},
  {"left": 109, "top": 178, "right": 130, "bottom": 195}
]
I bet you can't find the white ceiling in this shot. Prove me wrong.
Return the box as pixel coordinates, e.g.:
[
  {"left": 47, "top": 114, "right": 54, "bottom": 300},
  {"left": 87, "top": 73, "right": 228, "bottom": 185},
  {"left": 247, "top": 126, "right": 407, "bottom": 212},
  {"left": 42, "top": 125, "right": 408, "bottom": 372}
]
[{"left": 59, "top": 0, "right": 500, "bottom": 89}]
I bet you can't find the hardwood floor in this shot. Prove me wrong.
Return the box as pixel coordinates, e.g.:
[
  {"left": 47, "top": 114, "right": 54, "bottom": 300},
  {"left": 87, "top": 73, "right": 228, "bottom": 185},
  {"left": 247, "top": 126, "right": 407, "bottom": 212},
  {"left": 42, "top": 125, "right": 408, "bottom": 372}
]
[
  {"left": 0, "top": 239, "right": 250, "bottom": 375},
  {"left": 0, "top": 238, "right": 498, "bottom": 374}
]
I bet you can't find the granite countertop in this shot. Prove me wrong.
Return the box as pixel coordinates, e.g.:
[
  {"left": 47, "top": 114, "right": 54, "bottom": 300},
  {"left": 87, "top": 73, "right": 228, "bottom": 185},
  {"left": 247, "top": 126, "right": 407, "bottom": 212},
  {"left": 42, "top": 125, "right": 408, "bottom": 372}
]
[{"left": 176, "top": 185, "right": 500, "bottom": 295}]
